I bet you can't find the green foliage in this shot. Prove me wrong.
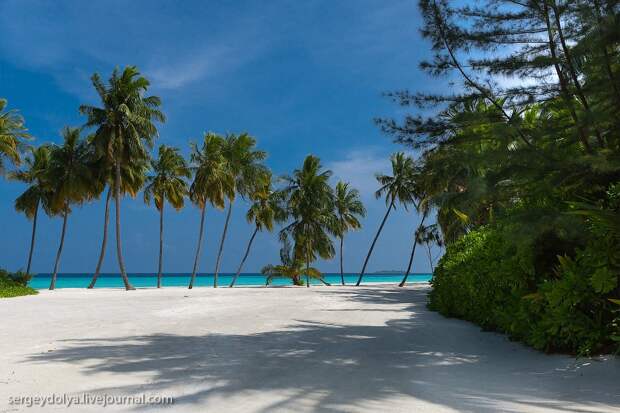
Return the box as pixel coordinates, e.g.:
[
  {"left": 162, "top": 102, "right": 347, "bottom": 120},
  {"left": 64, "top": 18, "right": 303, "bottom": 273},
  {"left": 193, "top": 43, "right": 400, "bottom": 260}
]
[
  {"left": 0, "top": 269, "right": 37, "bottom": 298},
  {"left": 429, "top": 225, "right": 619, "bottom": 355}
]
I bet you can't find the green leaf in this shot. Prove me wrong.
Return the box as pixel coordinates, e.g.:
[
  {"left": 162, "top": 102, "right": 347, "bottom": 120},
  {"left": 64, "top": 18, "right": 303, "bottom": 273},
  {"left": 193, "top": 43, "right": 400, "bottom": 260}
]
[{"left": 590, "top": 268, "right": 617, "bottom": 294}]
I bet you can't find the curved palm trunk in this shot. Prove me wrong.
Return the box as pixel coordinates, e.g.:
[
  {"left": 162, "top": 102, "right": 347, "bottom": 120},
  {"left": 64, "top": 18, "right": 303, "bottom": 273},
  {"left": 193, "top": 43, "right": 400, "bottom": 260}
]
[
  {"left": 114, "top": 161, "right": 134, "bottom": 291},
  {"left": 50, "top": 206, "right": 68, "bottom": 290},
  {"left": 157, "top": 202, "right": 164, "bottom": 288},
  {"left": 399, "top": 215, "right": 426, "bottom": 287},
  {"left": 356, "top": 200, "right": 394, "bottom": 286},
  {"left": 213, "top": 201, "right": 233, "bottom": 287},
  {"left": 25, "top": 200, "right": 39, "bottom": 275},
  {"left": 426, "top": 243, "right": 435, "bottom": 274},
  {"left": 319, "top": 277, "right": 331, "bottom": 286},
  {"left": 189, "top": 205, "right": 206, "bottom": 289},
  {"left": 88, "top": 188, "right": 112, "bottom": 289},
  {"left": 339, "top": 236, "right": 345, "bottom": 285},
  {"left": 230, "top": 226, "right": 259, "bottom": 287}
]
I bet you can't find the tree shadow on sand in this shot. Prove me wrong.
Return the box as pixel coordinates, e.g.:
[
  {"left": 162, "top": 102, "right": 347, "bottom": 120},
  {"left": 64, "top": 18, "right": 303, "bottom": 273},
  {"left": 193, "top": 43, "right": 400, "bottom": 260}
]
[{"left": 25, "top": 288, "right": 619, "bottom": 412}]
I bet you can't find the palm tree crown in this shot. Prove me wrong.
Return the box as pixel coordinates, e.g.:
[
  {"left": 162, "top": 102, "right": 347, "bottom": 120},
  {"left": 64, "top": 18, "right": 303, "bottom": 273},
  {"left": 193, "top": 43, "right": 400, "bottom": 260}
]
[
  {"left": 144, "top": 145, "right": 191, "bottom": 211},
  {"left": 0, "top": 98, "right": 30, "bottom": 175},
  {"left": 189, "top": 132, "right": 234, "bottom": 210},
  {"left": 334, "top": 181, "right": 366, "bottom": 285}
]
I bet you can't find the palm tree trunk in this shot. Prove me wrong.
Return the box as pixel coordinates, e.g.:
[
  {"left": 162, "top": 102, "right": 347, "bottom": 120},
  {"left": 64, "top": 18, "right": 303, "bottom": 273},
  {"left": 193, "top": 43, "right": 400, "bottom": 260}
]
[
  {"left": 339, "top": 236, "right": 345, "bottom": 285},
  {"left": 213, "top": 201, "right": 233, "bottom": 287},
  {"left": 426, "top": 243, "right": 435, "bottom": 274},
  {"left": 356, "top": 200, "right": 394, "bottom": 286},
  {"left": 230, "top": 226, "right": 259, "bottom": 287},
  {"left": 88, "top": 188, "right": 111, "bottom": 289},
  {"left": 157, "top": 202, "right": 164, "bottom": 288},
  {"left": 189, "top": 205, "right": 206, "bottom": 289},
  {"left": 50, "top": 205, "right": 68, "bottom": 290},
  {"left": 306, "top": 249, "right": 310, "bottom": 288},
  {"left": 25, "top": 200, "right": 39, "bottom": 275},
  {"left": 319, "top": 277, "right": 331, "bottom": 286},
  {"left": 114, "top": 161, "right": 134, "bottom": 290},
  {"left": 399, "top": 214, "right": 426, "bottom": 287}
]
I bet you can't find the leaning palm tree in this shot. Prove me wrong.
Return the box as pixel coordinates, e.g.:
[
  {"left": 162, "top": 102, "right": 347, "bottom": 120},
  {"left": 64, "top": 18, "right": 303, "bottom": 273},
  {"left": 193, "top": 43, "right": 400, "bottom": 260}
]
[
  {"left": 0, "top": 98, "right": 30, "bottom": 176},
  {"left": 334, "top": 181, "right": 366, "bottom": 285},
  {"left": 356, "top": 152, "right": 416, "bottom": 286},
  {"left": 144, "top": 145, "right": 190, "bottom": 288},
  {"left": 229, "top": 174, "right": 286, "bottom": 287},
  {"left": 87, "top": 156, "right": 148, "bottom": 288},
  {"left": 399, "top": 203, "right": 429, "bottom": 287},
  {"left": 11, "top": 145, "right": 52, "bottom": 274},
  {"left": 261, "top": 238, "right": 321, "bottom": 286},
  {"left": 80, "top": 66, "right": 164, "bottom": 290},
  {"left": 188, "top": 132, "right": 234, "bottom": 289},
  {"left": 213, "top": 133, "right": 267, "bottom": 287},
  {"left": 280, "top": 155, "right": 337, "bottom": 288},
  {"left": 46, "top": 128, "right": 93, "bottom": 290}
]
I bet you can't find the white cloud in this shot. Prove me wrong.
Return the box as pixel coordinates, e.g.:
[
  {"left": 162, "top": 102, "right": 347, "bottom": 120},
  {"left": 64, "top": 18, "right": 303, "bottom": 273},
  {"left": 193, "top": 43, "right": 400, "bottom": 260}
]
[{"left": 326, "top": 149, "right": 391, "bottom": 200}]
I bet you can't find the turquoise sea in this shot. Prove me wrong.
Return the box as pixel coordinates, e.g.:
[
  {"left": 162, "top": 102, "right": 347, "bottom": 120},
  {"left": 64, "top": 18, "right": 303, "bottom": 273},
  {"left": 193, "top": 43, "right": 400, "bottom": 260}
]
[{"left": 29, "top": 273, "right": 431, "bottom": 289}]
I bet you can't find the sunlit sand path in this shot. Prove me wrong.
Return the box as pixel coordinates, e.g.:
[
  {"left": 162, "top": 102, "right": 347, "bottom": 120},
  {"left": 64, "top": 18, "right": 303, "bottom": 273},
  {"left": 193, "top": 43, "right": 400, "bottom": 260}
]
[{"left": 1, "top": 285, "right": 618, "bottom": 412}]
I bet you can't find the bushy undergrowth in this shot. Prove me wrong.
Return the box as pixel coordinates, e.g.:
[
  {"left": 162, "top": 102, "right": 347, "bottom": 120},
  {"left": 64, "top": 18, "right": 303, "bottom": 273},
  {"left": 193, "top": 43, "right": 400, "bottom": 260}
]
[
  {"left": 429, "top": 224, "right": 620, "bottom": 355},
  {"left": 0, "top": 269, "right": 37, "bottom": 298}
]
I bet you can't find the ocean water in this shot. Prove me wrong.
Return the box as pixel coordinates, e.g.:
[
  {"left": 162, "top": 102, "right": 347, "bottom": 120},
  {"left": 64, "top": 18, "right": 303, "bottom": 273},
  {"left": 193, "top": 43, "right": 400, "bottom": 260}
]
[{"left": 29, "top": 273, "right": 432, "bottom": 289}]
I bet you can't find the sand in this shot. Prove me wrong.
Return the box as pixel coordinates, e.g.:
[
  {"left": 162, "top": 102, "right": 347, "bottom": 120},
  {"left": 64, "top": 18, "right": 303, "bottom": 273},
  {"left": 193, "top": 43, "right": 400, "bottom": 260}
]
[{"left": 0, "top": 284, "right": 618, "bottom": 412}]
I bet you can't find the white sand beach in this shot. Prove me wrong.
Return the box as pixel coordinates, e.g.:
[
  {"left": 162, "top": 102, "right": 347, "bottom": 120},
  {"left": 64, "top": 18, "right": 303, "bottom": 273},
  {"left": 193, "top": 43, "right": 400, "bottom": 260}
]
[{"left": 1, "top": 284, "right": 618, "bottom": 413}]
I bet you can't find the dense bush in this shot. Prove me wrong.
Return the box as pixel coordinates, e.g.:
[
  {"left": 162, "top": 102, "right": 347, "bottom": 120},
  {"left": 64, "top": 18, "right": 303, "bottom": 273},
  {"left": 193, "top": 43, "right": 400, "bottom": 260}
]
[
  {"left": 0, "top": 269, "right": 37, "bottom": 298},
  {"left": 429, "top": 224, "right": 619, "bottom": 355}
]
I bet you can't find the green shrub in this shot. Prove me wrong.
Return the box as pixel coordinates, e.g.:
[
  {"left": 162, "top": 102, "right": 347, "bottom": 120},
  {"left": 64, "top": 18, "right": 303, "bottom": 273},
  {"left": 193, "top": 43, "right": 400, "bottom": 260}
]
[
  {"left": 0, "top": 269, "right": 38, "bottom": 298},
  {"left": 429, "top": 226, "right": 619, "bottom": 355}
]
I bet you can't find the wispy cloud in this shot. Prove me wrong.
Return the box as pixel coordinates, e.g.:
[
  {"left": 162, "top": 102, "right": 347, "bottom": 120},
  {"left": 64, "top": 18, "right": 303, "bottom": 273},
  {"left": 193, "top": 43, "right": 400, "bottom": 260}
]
[{"left": 327, "top": 148, "right": 391, "bottom": 200}]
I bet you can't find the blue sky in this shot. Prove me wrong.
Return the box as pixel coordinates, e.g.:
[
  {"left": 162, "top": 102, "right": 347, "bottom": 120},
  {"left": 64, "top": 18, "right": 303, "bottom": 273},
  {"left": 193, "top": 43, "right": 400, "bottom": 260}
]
[{"left": 0, "top": 0, "right": 445, "bottom": 274}]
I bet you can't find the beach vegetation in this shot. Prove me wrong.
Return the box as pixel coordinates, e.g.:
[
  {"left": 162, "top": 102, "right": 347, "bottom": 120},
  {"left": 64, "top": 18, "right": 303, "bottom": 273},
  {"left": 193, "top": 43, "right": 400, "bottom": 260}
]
[{"left": 0, "top": 269, "right": 37, "bottom": 298}]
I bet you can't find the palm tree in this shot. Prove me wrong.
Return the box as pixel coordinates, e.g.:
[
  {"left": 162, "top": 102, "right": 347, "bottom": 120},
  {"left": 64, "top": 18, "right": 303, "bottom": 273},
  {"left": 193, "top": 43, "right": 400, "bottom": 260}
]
[
  {"left": 356, "top": 152, "right": 416, "bottom": 286},
  {"left": 281, "top": 155, "right": 337, "bottom": 288},
  {"left": 188, "top": 132, "right": 234, "bottom": 289},
  {"left": 11, "top": 146, "right": 52, "bottom": 275},
  {"left": 261, "top": 238, "right": 321, "bottom": 286},
  {"left": 80, "top": 66, "right": 164, "bottom": 290},
  {"left": 46, "top": 128, "right": 93, "bottom": 290},
  {"left": 334, "top": 181, "right": 366, "bottom": 285},
  {"left": 229, "top": 174, "right": 286, "bottom": 287},
  {"left": 144, "top": 145, "right": 190, "bottom": 288},
  {"left": 87, "top": 156, "right": 148, "bottom": 288},
  {"left": 0, "top": 98, "right": 30, "bottom": 175},
  {"left": 399, "top": 205, "right": 428, "bottom": 287},
  {"left": 213, "top": 133, "right": 267, "bottom": 287}
]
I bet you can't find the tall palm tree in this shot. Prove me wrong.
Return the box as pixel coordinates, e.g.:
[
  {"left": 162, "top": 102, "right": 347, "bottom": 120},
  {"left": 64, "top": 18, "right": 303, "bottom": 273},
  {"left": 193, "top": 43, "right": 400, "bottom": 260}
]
[
  {"left": 229, "top": 174, "right": 286, "bottom": 287},
  {"left": 144, "top": 145, "right": 190, "bottom": 288},
  {"left": 261, "top": 238, "right": 321, "bottom": 286},
  {"left": 334, "top": 181, "right": 366, "bottom": 285},
  {"left": 213, "top": 133, "right": 267, "bottom": 287},
  {"left": 188, "top": 132, "right": 234, "bottom": 289},
  {"left": 281, "top": 155, "right": 337, "bottom": 288},
  {"left": 0, "top": 98, "right": 30, "bottom": 176},
  {"left": 87, "top": 156, "right": 148, "bottom": 288},
  {"left": 46, "top": 128, "right": 93, "bottom": 290},
  {"left": 399, "top": 205, "right": 428, "bottom": 287},
  {"left": 80, "top": 66, "right": 164, "bottom": 290},
  {"left": 356, "top": 152, "right": 416, "bottom": 286},
  {"left": 11, "top": 146, "right": 52, "bottom": 275}
]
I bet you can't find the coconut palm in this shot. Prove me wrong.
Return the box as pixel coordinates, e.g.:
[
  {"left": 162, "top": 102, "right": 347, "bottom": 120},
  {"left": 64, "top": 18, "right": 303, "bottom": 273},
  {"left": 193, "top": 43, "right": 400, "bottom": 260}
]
[
  {"left": 229, "top": 174, "right": 286, "bottom": 287},
  {"left": 144, "top": 145, "right": 190, "bottom": 288},
  {"left": 11, "top": 145, "right": 52, "bottom": 275},
  {"left": 0, "top": 98, "right": 30, "bottom": 175},
  {"left": 188, "top": 132, "right": 234, "bottom": 289},
  {"left": 399, "top": 204, "right": 429, "bottom": 287},
  {"left": 261, "top": 238, "right": 321, "bottom": 286},
  {"left": 80, "top": 66, "right": 164, "bottom": 290},
  {"left": 280, "top": 155, "right": 337, "bottom": 288},
  {"left": 213, "top": 133, "right": 267, "bottom": 287},
  {"left": 334, "top": 181, "right": 366, "bottom": 285},
  {"left": 46, "top": 128, "right": 93, "bottom": 290},
  {"left": 87, "top": 156, "right": 148, "bottom": 288},
  {"left": 356, "top": 152, "right": 416, "bottom": 286}
]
